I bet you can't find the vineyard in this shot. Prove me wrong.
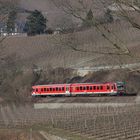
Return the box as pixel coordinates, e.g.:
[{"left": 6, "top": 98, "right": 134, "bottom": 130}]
[
  {"left": 2, "top": 20, "right": 140, "bottom": 69},
  {"left": 0, "top": 103, "right": 140, "bottom": 139}
]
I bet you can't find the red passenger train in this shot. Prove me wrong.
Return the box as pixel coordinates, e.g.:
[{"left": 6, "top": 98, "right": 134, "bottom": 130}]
[{"left": 32, "top": 82, "right": 126, "bottom": 97}]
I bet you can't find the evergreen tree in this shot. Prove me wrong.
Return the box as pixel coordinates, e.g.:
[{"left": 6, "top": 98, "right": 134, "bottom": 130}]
[
  {"left": 25, "top": 10, "right": 47, "bottom": 36},
  {"left": 83, "top": 9, "right": 94, "bottom": 27},
  {"left": 86, "top": 9, "right": 93, "bottom": 21},
  {"left": 6, "top": 10, "right": 17, "bottom": 33}
]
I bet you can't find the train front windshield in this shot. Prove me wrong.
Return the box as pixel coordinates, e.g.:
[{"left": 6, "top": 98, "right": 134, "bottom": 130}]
[{"left": 117, "top": 82, "right": 126, "bottom": 93}]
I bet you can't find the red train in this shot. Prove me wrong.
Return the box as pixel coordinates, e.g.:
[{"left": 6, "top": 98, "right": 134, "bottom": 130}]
[{"left": 32, "top": 82, "right": 126, "bottom": 97}]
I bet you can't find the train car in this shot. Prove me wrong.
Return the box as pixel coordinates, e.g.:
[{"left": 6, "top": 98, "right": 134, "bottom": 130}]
[
  {"left": 69, "top": 82, "right": 117, "bottom": 95},
  {"left": 32, "top": 82, "right": 126, "bottom": 97},
  {"left": 32, "top": 84, "right": 69, "bottom": 96}
]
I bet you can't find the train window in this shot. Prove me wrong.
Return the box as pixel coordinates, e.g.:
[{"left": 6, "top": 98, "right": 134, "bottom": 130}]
[
  {"left": 59, "top": 87, "right": 61, "bottom": 91},
  {"left": 87, "top": 86, "right": 89, "bottom": 90},
  {"left": 76, "top": 87, "right": 79, "bottom": 90},
  {"left": 36, "top": 89, "right": 38, "bottom": 92},
  {"left": 62, "top": 87, "right": 64, "bottom": 91},
  {"left": 97, "top": 86, "right": 99, "bottom": 90},
  {"left": 90, "top": 86, "right": 92, "bottom": 90},
  {"left": 41, "top": 88, "right": 43, "bottom": 92},
  {"left": 80, "top": 86, "right": 82, "bottom": 90},
  {"left": 93, "top": 86, "right": 96, "bottom": 90},
  {"left": 44, "top": 88, "right": 47, "bottom": 91},
  {"left": 114, "top": 85, "right": 116, "bottom": 90},
  {"left": 117, "top": 85, "right": 124, "bottom": 88},
  {"left": 100, "top": 86, "right": 103, "bottom": 90},
  {"left": 83, "top": 87, "right": 86, "bottom": 90},
  {"left": 50, "top": 88, "right": 52, "bottom": 91},
  {"left": 47, "top": 88, "right": 49, "bottom": 91},
  {"left": 107, "top": 86, "right": 110, "bottom": 90},
  {"left": 112, "top": 86, "right": 114, "bottom": 89},
  {"left": 56, "top": 87, "right": 58, "bottom": 91}
]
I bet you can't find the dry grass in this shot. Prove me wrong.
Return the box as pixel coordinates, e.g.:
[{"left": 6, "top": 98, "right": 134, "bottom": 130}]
[
  {"left": 1, "top": 21, "right": 140, "bottom": 69},
  {"left": 0, "top": 129, "right": 43, "bottom": 140}
]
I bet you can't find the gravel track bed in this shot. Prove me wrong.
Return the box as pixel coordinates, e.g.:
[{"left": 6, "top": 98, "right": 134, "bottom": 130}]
[{"left": 34, "top": 96, "right": 137, "bottom": 103}]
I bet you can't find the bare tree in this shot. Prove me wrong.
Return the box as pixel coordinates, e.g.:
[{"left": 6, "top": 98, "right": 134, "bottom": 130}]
[
  {"left": 51, "top": 0, "right": 139, "bottom": 56},
  {"left": 115, "top": 0, "right": 140, "bottom": 29}
]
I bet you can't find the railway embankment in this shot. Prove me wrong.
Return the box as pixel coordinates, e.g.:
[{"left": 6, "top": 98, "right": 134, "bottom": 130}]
[
  {"left": 34, "top": 103, "right": 136, "bottom": 109},
  {"left": 34, "top": 95, "right": 139, "bottom": 109}
]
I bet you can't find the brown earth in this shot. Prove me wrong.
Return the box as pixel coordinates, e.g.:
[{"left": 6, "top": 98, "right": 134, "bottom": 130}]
[{"left": 0, "top": 129, "right": 43, "bottom": 140}]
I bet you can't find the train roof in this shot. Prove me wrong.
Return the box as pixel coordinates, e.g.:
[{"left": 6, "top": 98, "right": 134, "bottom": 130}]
[
  {"left": 32, "top": 84, "right": 70, "bottom": 87},
  {"left": 32, "top": 82, "right": 117, "bottom": 88}
]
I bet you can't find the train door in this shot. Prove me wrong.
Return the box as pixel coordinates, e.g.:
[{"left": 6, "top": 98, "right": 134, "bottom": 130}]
[
  {"left": 111, "top": 84, "right": 114, "bottom": 93},
  {"left": 37, "top": 88, "right": 41, "bottom": 95},
  {"left": 108, "top": 84, "right": 117, "bottom": 95},
  {"left": 106, "top": 84, "right": 112, "bottom": 95},
  {"left": 66, "top": 85, "right": 71, "bottom": 96}
]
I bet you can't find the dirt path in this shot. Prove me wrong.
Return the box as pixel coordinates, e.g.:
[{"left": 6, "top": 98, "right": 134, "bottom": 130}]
[
  {"left": 74, "top": 62, "right": 140, "bottom": 76},
  {"left": 39, "top": 131, "right": 67, "bottom": 140},
  {"left": 34, "top": 102, "right": 136, "bottom": 109}
]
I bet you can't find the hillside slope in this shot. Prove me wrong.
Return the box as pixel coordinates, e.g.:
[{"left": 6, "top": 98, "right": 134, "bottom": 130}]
[
  {"left": 1, "top": 21, "right": 140, "bottom": 70},
  {"left": 0, "top": 20, "right": 140, "bottom": 103}
]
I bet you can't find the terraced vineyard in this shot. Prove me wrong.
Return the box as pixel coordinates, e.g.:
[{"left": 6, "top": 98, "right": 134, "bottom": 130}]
[
  {"left": 0, "top": 104, "right": 140, "bottom": 139},
  {"left": 2, "top": 21, "right": 140, "bottom": 69}
]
